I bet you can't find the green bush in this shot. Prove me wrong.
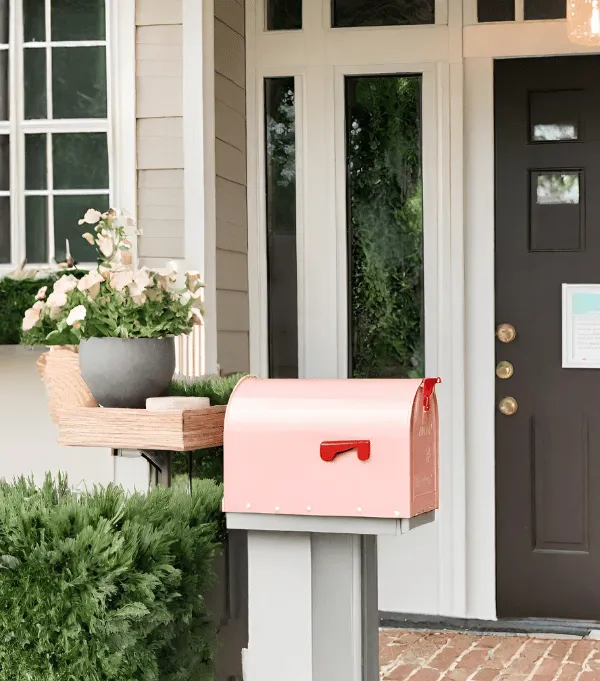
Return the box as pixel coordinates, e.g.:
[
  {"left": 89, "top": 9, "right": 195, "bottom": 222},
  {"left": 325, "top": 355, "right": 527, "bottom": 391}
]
[
  {"left": 0, "top": 273, "right": 85, "bottom": 345},
  {"left": 169, "top": 374, "right": 245, "bottom": 486},
  {"left": 0, "top": 277, "right": 57, "bottom": 345},
  {"left": 0, "top": 475, "right": 223, "bottom": 681}
]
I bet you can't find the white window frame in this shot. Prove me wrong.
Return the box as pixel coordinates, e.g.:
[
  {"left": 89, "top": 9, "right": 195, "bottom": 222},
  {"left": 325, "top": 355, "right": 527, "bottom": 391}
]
[{"left": 0, "top": 0, "right": 136, "bottom": 273}]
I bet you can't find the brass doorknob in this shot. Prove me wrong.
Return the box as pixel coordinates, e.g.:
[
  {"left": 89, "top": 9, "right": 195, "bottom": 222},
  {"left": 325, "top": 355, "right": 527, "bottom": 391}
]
[
  {"left": 496, "top": 361, "right": 514, "bottom": 379},
  {"left": 497, "top": 323, "right": 516, "bottom": 343},
  {"left": 499, "top": 396, "right": 518, "bottom": 416}
]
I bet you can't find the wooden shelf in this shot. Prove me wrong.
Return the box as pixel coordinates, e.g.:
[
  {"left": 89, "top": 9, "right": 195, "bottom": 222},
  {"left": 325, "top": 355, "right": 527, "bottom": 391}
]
[{"left": 58, "top": 406, "right": 226, "bottom": 451}]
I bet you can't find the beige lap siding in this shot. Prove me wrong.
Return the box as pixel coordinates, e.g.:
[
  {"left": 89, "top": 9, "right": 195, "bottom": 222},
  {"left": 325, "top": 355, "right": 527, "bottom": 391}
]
[
  {"left": 136, "top": 0, "right": 185, "bottom": 266},
  {"left": 214, "top": 0, "right": 250, "bottom": 375}
]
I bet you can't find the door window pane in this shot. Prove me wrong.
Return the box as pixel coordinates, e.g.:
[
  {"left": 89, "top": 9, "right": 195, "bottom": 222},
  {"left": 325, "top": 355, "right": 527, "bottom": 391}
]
[
  {"left": 533, "top": 124, "right": 577, "bottom": 142},
  {"left": 333, "top": 0, "right": 434, "bottom": 27},
  {"left": 52, "top": 46, "right": 107, "bottom": 119},
  {"left": 537, "top": 174, "right": 580, "bottom": 204},
  {"left": 478, "top": 0, "right": 514, "bottom": 22},
  {"left": 23, "top": 0, "right": 45, "bottom": 42},
  {"left": 54, "top": 194, "right": 109, "bottom": 262},
  {"left": 52, "top": 0, "right": 106, "bottom": 41},
  {"left": 25, "top": 134, "right": 47, "bottom": 190},
  {"left": 25, "top": 196, "right": 48, "bottom": 263},
  {"left": 53, "top": 133, "right": 108, "bottom": 189},
  {"left": 346, "top": 75, "right": 424, "bottom": 378},
  {"left": 0, "top": 0, "right": 8, "bottom": 43},
  {"left": 525, "top": 0, "right": 565, "bottom": 20},
  {"left": 265, "top": 77, "right": 298, "bottom": 378},
  {"left": 0, "top": 134, "right": 8, "bottom": 191},
  {"left": 0, "top": 196, "right": 9, "bottom": 264},
  {"left": 267, "top": 0, "right": 302, "bottom": 30},
  {"left": 24, "top": 49, "right": 47, "bottom": 119}
]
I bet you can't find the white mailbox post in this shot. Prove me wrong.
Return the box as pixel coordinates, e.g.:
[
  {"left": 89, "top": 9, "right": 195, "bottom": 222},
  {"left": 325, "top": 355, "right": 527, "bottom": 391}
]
[{"left": 223, "top": 376, "right": 441, "bottom": 681}]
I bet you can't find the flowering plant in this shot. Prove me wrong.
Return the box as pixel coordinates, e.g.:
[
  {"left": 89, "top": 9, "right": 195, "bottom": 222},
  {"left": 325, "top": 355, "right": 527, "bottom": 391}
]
[{"left": 22, "top": 209, "right": 203, "bottom": 345}]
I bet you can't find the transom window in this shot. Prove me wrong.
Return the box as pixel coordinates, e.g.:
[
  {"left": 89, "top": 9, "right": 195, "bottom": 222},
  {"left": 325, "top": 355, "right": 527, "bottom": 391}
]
[{"left": 0, "top": 0, "right": 111, "bottom": 267}]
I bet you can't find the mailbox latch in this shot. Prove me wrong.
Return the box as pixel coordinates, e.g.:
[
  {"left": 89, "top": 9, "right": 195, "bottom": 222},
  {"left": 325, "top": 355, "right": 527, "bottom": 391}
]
[
  {"left": 422, "top": 377, "right": 442, "bottom": 412},
  {"left": 320, "top": 440, "right": 371, "bottom": 462}
]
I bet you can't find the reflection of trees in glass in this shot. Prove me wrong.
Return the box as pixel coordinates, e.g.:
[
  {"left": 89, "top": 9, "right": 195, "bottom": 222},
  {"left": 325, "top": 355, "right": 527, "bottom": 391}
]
[
  {"left": 533, "top": 124, "right": 576, "bottom": 142},
  {"left": 267, "top": 0, "right": 302, "bottom": 30},
  {"left": 334, "top": 0, "right": 434, "bottom": 27},
  {"left": 537, "top": 173, "right": 579, "bottom": 204},
  {"left": 346, "top": 75, "right": 424, "bottom": 378},
  {"left": 266, "top": 86, "right": 296, "bottom": 192},
  {"left": 265, "top": 78, "right": 298, "bottom": 377}
]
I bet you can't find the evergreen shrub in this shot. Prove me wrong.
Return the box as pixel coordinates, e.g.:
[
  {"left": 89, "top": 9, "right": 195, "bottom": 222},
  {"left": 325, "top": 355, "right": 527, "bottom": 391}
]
[{"left": 0, "top": 475, "right": 223, "bottom": 681}]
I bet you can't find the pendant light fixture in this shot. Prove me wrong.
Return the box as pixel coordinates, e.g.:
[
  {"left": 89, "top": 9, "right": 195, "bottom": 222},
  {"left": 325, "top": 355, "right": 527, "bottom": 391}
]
[{"left": 568, "top": 0, "right": 600, "bottom": 46}]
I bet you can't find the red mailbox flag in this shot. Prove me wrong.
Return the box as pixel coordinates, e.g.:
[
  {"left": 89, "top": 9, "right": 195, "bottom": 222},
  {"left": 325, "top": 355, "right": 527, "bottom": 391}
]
[{"left": 320, "top": 440, "right": 371, "bottom": 462}]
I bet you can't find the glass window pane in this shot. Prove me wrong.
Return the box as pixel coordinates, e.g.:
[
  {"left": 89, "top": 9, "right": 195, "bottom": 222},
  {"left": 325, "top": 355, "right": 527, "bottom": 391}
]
[
  {"left": 346, "top": 75, "right": 424, "bottom": 378},
  {"left": 333, "top": 0, "right": 434, "bottom": 27},
  {"left": 0, "top": 134, "right": 8, "bottom": 190},
  {"left": 0, "top": 196, "right": 9, "bottom": 263},
  {"left": 525, "top": 0, "right": 565, "bottom": 20},
  {"left": 533, "top": 124, "right": 577, "bottom": 142},
  {"left": 54, "top": 194, "right": 109, "bottom": 262},
  {"left": 265, "top": 77, "right": 298, "bottom": 378},
  {"left": 267, "top": 0, "right": 302, "bottom": 30},
  {"left": 24, "top": 48, "right": 47, "bottom": 119},
  {"left": 0, "top": 51, "right": 9, "bottom": 120},
  {"left": 478, "top": 0, "right": 514, "bottom": 21},
  {"left": 53, "top": 133, "right": 108, "bottom": 189},
  {"left": 23, "top": 0, "right": 45, "bottom": 42},
  {"left": 52, "top": 46, "right": 107, "bottom": 119},
  {"left": 25, "top": 196, "right": 48, "bottom": 263},
  {"left": 537, "top": 174, "right": 580, "bottom": 204},
  {"left": 52, "top": 0, "right": 106, "bottom": 41},
  {"left": 0, "top": 0, "right": 8, "bottom": 43},
  {"left": 25, "top": 134, "right": 47, "bottom": 190}
]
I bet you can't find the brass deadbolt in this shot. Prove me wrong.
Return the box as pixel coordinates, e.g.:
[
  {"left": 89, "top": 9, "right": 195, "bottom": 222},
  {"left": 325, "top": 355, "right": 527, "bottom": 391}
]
[
  {"left": 496, "top": 323, "right": 516, "bottom": 343},
  {"left": 496, "top": 361, "right": 514, "bottom": 379},
  {"left": 499, "top": 396, "right": 518, "bottom": 416}
]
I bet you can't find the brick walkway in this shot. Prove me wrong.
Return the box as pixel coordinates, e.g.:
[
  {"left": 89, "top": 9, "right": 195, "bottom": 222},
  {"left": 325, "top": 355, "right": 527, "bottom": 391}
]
[{"left": 380, "top": 629, "right": 600, "bottom": 680}]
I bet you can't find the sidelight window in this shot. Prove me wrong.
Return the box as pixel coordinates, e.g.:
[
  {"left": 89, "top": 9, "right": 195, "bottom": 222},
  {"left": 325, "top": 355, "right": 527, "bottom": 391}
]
[{"left": 345, "top": 75, "right": 424, "bottom": 379}]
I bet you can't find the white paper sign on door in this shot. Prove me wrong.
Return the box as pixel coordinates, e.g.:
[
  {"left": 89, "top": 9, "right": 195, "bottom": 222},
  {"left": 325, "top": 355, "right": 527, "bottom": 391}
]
[{"left": 562, "top": 284, "right": 600, "bottom": 368}]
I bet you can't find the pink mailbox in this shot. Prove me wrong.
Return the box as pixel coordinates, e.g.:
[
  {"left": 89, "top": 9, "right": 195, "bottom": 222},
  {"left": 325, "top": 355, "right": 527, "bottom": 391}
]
[{"left": 223, "top": 376, "right": 441, "bottom": 519}]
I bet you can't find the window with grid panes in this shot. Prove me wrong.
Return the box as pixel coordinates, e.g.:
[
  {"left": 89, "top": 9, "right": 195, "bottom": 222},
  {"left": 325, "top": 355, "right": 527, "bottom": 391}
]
[{"left": 0, "top": 0, "right": 111, "bottom": 266}]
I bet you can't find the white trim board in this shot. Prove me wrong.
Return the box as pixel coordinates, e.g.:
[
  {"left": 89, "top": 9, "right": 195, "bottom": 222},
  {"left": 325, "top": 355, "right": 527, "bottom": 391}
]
[{"left": 183, "top": 0, "right": 218, "bottom": 374}]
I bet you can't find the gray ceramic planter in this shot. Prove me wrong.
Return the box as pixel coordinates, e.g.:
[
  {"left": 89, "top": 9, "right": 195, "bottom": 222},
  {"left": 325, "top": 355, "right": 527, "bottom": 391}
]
[{"left": 78, "top": 337, "right": 175, "bottom": 408}]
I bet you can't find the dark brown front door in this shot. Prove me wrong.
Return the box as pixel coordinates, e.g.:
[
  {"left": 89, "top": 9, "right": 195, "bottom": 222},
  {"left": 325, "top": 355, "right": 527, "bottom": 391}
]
[{"left": 495, "top": 56, "right": 600, "bottom": 619}]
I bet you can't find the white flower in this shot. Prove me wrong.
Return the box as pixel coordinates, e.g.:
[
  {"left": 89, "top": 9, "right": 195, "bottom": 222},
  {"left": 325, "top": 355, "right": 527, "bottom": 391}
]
[
  {"left": 109, "top": 269, "right": 134, "bottom": 291},
  {"left": 191, "top": 307, "right": 203, "bottom": 324},
  {"left": 96, "top": 235, "right": 114, "bottom": 258},
  {"left": 131, "top": 293, "right": 147, "bottom": 305},
  {"left": 46, "top": 291, "right": 68, "bottom": 309},
  {"left": 22, "top": 301, "right": 45, "bottom": 331},
  {"left": 77, "top": 270, "right": 104, "bottom": 300},
  {"left": 180, "top": 291, "right": 192, "bottom": 305},
  {"left": 133, "top": 268, "right": 153, "bottom": 290},
  {"left": 82, "top": 232, "right": 95, "bottom": 245},
  {"left": 166, "top": 260, "right": 179, "bottom": 274},
  {"left": 78, "top": 209, "right": 102, "bottom": 226},
  {"left": 53, "top": 274, "right": 78, "bottom": 295},
  {"left": 35, "top": 286, "right": 47, "bottom": 301},
  {"left": 66, "top": 305, "right": 86, "bottom": 326}
]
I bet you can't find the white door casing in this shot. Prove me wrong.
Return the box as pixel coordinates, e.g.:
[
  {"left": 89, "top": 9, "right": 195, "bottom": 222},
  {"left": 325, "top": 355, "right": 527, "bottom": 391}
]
[{"left": 246, "top": 0, "right": 469, "bottom": 618}]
